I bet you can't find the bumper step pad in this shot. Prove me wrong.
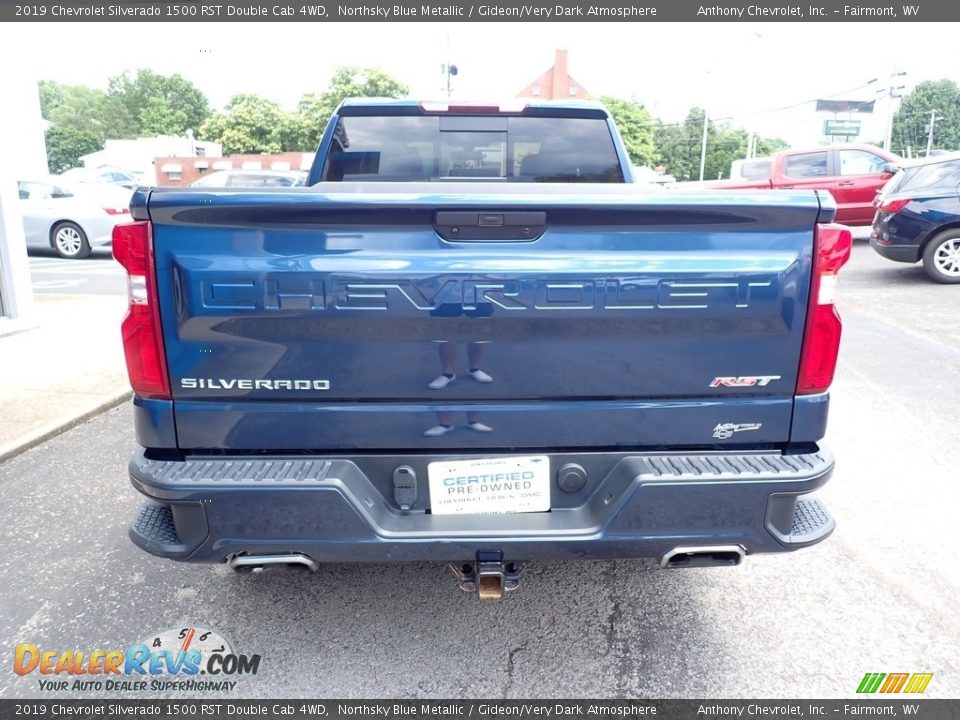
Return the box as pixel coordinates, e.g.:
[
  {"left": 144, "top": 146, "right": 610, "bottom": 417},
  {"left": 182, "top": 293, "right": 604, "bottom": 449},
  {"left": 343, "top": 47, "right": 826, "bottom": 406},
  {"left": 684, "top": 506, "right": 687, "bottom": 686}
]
[
  {"left": 766, "top": 493, "right": 836, "bottom": 547},
  {"left": 129, "top": 502, "right": 207, "bottom": 559},
  {"left": 132, "top": 504, "right": 179, "bottom": 546},
  {"left": 790, "top": 496, "right": 835, "bottom": 544}
]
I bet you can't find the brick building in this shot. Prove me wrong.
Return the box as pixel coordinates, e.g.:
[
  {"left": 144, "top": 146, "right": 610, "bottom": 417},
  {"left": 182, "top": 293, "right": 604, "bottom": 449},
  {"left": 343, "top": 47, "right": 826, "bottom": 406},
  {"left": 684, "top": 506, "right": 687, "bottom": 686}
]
[
  {"left": 154, "top": 152, "right": 315, "bottom": 186},
  {"left": 516, "top": 49, "right": 591, "bottom": 101}
]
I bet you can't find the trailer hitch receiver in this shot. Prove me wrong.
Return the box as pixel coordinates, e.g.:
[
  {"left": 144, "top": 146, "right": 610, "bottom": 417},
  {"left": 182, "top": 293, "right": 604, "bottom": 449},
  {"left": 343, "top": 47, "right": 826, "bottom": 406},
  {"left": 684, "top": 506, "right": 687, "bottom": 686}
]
[{"left": 450, "top": 551, "right": 522, "bottom": 601}]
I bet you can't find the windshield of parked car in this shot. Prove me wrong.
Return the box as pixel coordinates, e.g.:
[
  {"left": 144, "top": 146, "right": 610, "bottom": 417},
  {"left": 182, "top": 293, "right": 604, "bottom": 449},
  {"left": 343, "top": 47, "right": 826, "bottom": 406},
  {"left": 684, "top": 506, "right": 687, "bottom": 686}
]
[{"left": 321, "top": 114, "right": 624, "bottom": 182}]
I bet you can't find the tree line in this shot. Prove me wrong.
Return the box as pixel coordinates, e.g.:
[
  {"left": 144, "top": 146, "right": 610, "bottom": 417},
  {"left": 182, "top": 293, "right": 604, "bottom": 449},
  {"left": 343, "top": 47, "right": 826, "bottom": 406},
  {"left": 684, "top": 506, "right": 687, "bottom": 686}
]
[{"left": 39, "top": 67, "right": 960, "bottom": 177}]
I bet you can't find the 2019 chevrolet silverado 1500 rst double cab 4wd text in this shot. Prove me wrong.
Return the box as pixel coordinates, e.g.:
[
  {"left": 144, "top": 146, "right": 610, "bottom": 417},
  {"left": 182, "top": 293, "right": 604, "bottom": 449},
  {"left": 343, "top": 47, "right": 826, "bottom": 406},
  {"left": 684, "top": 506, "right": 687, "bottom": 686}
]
[{"left": 115, "top": 100, "right": 851, "bottom": 600}]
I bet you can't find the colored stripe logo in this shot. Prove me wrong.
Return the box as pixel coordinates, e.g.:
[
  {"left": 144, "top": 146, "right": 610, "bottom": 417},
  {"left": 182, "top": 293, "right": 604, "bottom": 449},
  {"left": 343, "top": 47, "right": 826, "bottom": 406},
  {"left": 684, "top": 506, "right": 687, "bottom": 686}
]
[{"left": 857, "top": 673, "right": 933, "bottom": 693}]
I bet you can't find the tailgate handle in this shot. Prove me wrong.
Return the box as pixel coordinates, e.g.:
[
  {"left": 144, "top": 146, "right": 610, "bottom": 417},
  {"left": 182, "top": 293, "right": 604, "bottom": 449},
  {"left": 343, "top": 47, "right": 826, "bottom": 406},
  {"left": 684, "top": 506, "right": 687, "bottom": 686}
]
[{"left": 435, "top": 211, "right": 546, "bottom": 242}]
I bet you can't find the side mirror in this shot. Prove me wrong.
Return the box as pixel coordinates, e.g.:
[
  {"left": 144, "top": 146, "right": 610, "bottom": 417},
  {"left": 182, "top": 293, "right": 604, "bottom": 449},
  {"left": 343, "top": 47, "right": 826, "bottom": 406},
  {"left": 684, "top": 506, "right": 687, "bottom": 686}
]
[{"left": 881, "top": 162, "right": 900, "bottom": 177}]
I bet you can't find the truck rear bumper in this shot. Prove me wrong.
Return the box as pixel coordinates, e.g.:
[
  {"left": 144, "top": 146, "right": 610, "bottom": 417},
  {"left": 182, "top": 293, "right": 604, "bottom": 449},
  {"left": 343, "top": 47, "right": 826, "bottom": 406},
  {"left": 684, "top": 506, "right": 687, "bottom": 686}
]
[{"left": 128, "top": 447, "right": 835, "bottom": 565}]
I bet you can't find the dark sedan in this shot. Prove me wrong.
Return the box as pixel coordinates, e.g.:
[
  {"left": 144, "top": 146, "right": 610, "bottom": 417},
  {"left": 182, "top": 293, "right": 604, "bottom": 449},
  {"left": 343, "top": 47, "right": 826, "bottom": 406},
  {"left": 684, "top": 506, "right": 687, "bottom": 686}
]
[{"left": 870, "top": 153, "right": 960, "bottom": 283}]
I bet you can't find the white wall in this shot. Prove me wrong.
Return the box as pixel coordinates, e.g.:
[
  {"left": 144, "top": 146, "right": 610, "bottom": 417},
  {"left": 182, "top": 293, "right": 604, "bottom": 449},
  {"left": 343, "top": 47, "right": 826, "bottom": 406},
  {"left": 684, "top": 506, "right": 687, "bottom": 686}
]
[{"left": 0, "top": 46, "right": 44, "bottom": 323}]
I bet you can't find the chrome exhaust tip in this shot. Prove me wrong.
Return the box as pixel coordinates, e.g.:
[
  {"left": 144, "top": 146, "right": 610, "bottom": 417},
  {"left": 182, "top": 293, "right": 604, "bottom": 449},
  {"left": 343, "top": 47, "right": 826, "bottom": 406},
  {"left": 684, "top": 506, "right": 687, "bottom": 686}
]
[
  {"left": 228, "top": 553, "right": 319, "bottom": 573},
  {"left": 660, "top": 545, "right": 745, "bottom": 569}
]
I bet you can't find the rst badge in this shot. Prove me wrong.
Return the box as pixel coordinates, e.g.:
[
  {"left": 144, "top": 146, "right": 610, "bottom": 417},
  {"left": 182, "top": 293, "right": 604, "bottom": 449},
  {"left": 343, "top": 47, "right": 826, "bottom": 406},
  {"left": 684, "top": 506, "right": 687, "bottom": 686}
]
[{"left": 709, "top": 375, "right": 781, "bottom": 388}]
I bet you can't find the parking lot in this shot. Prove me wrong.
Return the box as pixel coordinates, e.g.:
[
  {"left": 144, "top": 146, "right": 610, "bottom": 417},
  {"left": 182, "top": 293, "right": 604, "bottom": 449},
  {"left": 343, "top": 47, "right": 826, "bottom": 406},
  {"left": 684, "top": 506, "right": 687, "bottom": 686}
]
[{"left": 1, "top": 239, "right": 958, "bottom": 699}]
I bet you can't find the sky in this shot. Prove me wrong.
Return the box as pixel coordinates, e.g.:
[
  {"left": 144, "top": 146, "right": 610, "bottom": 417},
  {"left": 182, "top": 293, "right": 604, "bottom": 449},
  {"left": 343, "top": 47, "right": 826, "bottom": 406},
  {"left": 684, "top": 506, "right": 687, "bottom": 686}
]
[{"left": 15, "top": 21, "right": 959, "bottom": 150}]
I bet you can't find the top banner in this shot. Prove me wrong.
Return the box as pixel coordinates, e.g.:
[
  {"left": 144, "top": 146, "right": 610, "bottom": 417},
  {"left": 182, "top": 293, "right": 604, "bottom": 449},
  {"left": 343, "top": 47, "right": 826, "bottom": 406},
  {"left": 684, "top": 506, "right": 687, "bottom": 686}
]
[{"left": 0, "top": 0, "right": 949, "bottom": 22}]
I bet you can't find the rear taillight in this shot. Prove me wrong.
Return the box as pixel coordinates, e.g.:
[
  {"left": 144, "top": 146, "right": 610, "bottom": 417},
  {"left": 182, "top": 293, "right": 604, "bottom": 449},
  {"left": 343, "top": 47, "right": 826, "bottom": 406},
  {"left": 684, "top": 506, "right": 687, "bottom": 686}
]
[
  {"left": 796, "top": 223, "right": 853, "bottom": 395},
  {"left": 878, "top": 197, "right": 911, "bottom": 214},
  {"left": 112, "top": 221, "right": 170, "bottom": 399}
]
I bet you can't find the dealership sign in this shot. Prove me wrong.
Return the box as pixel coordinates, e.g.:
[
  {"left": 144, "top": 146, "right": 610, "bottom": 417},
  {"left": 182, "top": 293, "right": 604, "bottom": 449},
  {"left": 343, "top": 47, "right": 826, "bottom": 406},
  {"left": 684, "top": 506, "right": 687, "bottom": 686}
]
[{"left": 823, "top": 119, "right": 862, "bottom": 138}]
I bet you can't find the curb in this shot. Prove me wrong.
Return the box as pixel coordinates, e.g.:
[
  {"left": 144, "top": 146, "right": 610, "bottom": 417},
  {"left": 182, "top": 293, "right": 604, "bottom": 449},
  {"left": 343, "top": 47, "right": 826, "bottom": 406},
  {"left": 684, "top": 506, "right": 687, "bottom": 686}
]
[{"left": 0, "top": 389, "right": 133, "bottom": 464}]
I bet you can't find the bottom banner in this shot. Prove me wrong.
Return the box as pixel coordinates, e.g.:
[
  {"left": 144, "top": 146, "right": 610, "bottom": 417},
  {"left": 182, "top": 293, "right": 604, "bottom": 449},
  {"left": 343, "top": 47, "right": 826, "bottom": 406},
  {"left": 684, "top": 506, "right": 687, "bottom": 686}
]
[{"left": 1, "top": 700, "right": 958, "bottom": 720}]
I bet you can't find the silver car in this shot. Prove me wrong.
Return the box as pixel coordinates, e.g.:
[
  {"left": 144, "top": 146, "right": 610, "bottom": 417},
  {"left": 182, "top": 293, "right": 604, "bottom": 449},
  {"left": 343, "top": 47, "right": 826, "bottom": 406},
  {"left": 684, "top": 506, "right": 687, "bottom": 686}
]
[
  {"left": 18, "top": 179, "right": 132, "bottom": 259},
  {"left": 58, "top": 166, "right": 141, "bottom": 190}
]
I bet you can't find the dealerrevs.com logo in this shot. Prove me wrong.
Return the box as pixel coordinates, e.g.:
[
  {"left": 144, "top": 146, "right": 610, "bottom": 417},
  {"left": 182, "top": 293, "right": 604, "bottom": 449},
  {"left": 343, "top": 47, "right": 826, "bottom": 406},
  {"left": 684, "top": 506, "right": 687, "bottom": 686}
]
[{"left": 14, "top": 626, "right": 260, "bottom": 693}]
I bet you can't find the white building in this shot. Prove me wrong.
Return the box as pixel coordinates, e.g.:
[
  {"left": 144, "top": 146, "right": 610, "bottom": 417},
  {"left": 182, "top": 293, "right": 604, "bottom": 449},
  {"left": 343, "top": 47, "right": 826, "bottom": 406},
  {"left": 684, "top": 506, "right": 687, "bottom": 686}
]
[{"left": 80, "top": 135, "right": 222, "bottom": 185}]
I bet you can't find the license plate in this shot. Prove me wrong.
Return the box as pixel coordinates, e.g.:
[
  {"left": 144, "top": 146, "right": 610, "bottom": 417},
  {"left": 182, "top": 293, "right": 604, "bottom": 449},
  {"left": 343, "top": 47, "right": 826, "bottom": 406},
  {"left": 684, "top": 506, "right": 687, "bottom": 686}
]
[{"left": 427, "top": 455, "right": 551, "bottom": 515}]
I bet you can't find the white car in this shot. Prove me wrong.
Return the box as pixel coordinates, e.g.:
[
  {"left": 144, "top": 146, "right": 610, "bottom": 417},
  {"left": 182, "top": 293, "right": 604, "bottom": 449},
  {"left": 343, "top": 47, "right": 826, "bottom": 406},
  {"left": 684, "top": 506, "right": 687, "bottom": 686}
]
[
  {"left": 18, "top": 179, "right": 132, "bottom": 258},
  {"left": 58, "top": 166, "right": 141, "bottom": 189},
  {"left": 631, "top": 166, "right": 676, "bottom": 187},
  {"left": 191, "top": 170, "right": 307, "bottom": 188}
]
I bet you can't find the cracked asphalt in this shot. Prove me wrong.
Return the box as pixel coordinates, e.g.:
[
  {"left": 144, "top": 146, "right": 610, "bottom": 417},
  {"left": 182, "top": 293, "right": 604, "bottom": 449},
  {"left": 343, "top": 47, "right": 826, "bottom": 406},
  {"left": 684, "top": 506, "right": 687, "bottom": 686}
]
[{"left": 1, "top": 240, "right": 958, "bottom": 699}]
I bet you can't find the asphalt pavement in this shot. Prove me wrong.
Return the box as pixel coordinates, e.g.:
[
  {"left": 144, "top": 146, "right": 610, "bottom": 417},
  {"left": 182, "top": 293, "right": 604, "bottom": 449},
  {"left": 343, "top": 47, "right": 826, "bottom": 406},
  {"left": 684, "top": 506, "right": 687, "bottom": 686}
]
[
  {"left": 28, "top": 248, "right": 126, "bottom": 296},
  {"left": 1, "top": 240, "right": 958, "bottom": 699}
]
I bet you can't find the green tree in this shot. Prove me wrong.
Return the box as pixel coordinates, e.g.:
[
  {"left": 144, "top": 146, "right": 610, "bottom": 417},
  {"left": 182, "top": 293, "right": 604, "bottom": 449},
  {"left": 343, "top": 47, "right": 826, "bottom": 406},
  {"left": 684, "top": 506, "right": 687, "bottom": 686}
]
[
  {"left": 108, "top": 69, "right": 210, "bottom": 137},
  {"left": 45, "top": 125, "right": 101, "bottom": 173},
  {"left": 39, "top": 80, "right": 125, "bottom": 138},
  {"left": 654, "top": 107, "right": 787, "bottom": 181},
  {"left": 199, "top": 94, "right": 289, "bottom": 154},
  {"left": 654, "top": 108, "right": 709, "bottom": 181},
  {"left": 282, "top": 93, "right": 331, "bottom": 152},
  {"left": 600, "top": 96, "right": 656, "bottom": 167},
  {"left": 285, "top": 67, "right": 410, "bottom": 151},
  {"left": 891, "top": 79, "right": 960, "bottom": 156}
]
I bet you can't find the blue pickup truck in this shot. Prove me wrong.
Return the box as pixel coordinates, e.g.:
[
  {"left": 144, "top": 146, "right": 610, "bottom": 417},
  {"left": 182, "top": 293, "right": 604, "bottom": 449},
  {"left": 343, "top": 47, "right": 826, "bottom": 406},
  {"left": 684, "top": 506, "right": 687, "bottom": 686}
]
[{"left": 114, "top": 99, "right": 852, "bottom": 599}]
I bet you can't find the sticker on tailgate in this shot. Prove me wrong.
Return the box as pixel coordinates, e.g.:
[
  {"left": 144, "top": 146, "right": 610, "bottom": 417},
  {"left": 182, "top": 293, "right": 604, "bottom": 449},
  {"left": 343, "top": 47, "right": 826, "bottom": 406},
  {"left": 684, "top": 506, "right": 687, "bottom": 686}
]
[{"left": 427, "top": 455, "right": 551, "bottom": 515}]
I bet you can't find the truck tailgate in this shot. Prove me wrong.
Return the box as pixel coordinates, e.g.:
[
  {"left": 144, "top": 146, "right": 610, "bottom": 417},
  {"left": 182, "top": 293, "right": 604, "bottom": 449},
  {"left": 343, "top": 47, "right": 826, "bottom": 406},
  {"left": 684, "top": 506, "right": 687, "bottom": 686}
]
[{"left": 145, "top": 185, "right": 826, "bottom": 451}]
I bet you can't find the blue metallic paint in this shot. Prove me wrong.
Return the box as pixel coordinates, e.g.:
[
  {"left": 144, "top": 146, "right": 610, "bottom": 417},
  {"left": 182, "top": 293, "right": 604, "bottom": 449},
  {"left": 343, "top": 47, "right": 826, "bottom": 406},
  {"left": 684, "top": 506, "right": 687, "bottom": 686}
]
[
  {"left": 132, "top": 396, "right": 177, "bottom": 449},
  {"left": 138, "top": 188, "right": 826, "bottom": 451}
]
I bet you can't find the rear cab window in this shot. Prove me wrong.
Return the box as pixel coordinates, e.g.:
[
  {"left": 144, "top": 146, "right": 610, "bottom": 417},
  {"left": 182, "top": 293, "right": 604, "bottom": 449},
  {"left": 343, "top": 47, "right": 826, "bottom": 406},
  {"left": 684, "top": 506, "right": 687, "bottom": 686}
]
[
  {"left": 321, "top": 108, "right": 624, "bottom": 183},
  {"left": 740, "top": 160, "right": 771, "bottom": 181},
  {"left": 783, "top": 152, "right": 829, "bottom": 179}
]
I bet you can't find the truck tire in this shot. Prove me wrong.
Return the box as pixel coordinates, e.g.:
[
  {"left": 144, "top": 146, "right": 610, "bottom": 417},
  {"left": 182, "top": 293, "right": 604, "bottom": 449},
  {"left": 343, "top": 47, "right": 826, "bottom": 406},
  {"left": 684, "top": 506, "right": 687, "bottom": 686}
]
[
  {"left": 51, "top": 221, "right": 91, "bottom": 259},
  {"left": 922, "top": 230, "right": 960, "bottom": 284}
]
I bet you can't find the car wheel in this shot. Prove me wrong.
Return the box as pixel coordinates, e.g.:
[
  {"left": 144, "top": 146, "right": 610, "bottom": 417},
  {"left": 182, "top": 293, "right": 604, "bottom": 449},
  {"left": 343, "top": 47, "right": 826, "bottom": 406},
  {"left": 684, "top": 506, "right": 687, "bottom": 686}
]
[
  {"left": 922, "top": 230, "right": 960, "bottom": 284},
  {"left": 51, "top": 222, "right": 91, "bottom": 259}
]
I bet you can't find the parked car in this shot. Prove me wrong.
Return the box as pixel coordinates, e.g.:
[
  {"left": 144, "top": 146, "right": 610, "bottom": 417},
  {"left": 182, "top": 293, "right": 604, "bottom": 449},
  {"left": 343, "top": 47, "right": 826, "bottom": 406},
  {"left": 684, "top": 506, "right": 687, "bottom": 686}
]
[
  {"left": 190, "top": 170, "right": 307, "bottom": 188},
  {"left": 870, "top": 152, "right": 960, "bottom": 283},
  {"left": 18, "top": 179, "right": 131, "bottom": 258},
  {"left": 59, "top": 166, "right": 141, "bottom": 189},
  {"left": 631, "top": 165, "right": 675, "bottom": 187},
  {"left": 705, "top": 145, "right": 900, "bottom": 226}
]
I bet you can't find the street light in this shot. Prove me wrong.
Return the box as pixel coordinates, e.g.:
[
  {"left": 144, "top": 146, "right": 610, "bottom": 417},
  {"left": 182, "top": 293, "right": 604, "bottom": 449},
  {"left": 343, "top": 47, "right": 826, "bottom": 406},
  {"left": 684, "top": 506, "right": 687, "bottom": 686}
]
[
  {"left": 442, "top": 63, "right": 458, "bottom": 98},
  {"left": 441, "top": 34, "right": 458, "bottom": 98}
]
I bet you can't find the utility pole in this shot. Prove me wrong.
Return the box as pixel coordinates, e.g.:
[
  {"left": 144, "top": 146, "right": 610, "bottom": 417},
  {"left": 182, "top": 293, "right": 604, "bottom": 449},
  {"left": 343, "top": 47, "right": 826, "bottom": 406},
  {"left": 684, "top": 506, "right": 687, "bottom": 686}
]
[
  {"left": 699, "top": 110, "right": 709, "bottom": 181},
  {"left": 926, "top": 109, "right": 942, "bottom": 156},
  {"left": 882, "top": 70, "right": 907, "bottom": 152},
  {"left": 441, "top": 34, "right": 458, "bottom": 98}
]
